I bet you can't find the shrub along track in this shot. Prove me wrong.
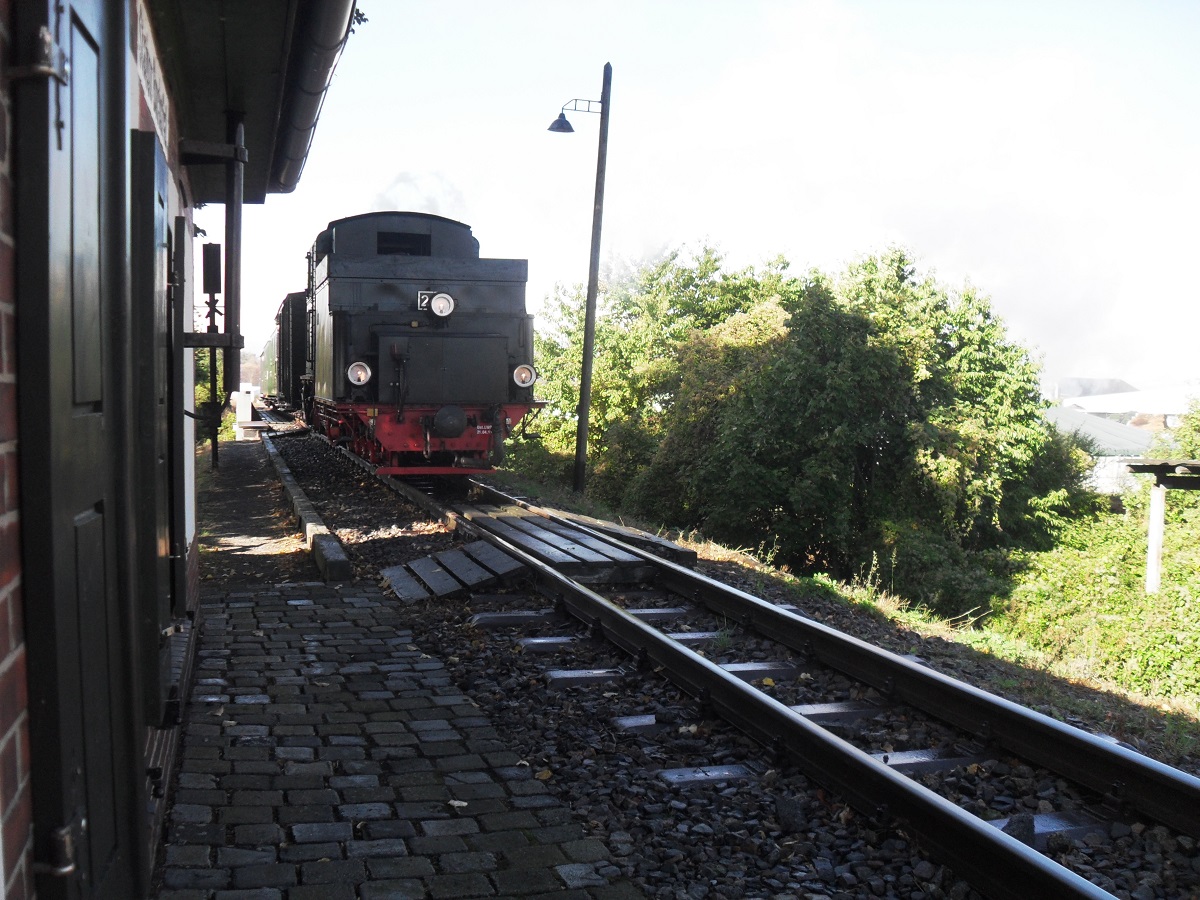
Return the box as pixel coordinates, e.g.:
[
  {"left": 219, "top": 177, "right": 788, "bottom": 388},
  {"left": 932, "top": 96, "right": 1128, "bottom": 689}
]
[{"left": 269, "top": 429, "right": 1200, "bottom": 899}]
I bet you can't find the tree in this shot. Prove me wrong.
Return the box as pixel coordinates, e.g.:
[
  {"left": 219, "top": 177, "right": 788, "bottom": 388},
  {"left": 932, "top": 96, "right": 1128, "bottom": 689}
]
[
  {"left": 630, "top": 265, "right": 927, "bottom": 575},
  {"left": 530, "top": 247, "right": 796, "bottom": 500},
  {"left": 1159, "top": 397, "right": 1200, "bottom": 458},
  {"left": 531, "top": 282, "right": 589, "bottom": 457},
  {"left": 522, "top": 246, "right": 1088, "bottom": 614}
]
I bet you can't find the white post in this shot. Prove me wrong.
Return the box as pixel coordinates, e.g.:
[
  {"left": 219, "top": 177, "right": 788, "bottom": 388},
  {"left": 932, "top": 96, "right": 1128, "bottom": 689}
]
[
  {"left": 1145, "top": 483, "right": 1166, "bottom": 594},
  {"left": 234, "top": 391, "right": 261, "bottom": 441}
]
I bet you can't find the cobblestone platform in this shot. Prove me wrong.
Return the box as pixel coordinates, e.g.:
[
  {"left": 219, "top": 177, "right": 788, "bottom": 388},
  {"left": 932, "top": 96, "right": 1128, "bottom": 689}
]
[
  {"left": 157, "top": 439, "right": 642, "bottom": 899},
  {"left": 157, "top": 585, "right": 642, "bottom": 900}
]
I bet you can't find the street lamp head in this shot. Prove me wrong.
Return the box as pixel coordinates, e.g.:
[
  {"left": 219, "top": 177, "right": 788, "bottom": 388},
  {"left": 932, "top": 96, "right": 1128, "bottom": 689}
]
[{"left": 548, "top": 112, "right": 574, "bottom": 133}]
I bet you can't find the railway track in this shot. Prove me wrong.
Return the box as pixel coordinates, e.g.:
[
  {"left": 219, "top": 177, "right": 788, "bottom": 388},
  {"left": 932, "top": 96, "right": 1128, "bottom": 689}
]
[
  {"left": 270, "top": 431, "right": 1200, "bottom": 898},
  {"left": 394, "top": 479, "right": 1199, "bottom": 899}
]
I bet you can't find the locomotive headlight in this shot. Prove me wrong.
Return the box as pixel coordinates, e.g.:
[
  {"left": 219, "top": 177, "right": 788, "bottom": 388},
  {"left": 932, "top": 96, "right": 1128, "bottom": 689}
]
[
  {"left": 429, "top": 292, "right": 455, "bottom": 317},
  {"left": 512, "top": 364, "right": 537, "bottom": 388},
  {"left": 347, "top": 361, "right": 372, "bottom": 386}
]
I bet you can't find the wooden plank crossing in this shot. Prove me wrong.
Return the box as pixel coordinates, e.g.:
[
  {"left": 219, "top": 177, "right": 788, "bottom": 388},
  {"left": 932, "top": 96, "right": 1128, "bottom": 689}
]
[
  {"left": 461, "top": 541, "right": 527, "bottom": 580},
  {"left": 466, "top": 479, "right": 697, "bottom": 566},
  {"left": 535, "top": 520, "right": 643, "bottom": 564},
  {"left": 486, "top": 520, "right": 586, "bottom": 571},
  {"left": 375, "top": 497, "right": 688, "bottom": 591},
  {"left": 467, "top": 503, "right": 519, "bottom": 517},
  {"left": 379, "top": 540, "right": 530, "bottom": 604},
  {"left": 542, "top": 508, "right": 698, "bottom": 566},
  {"left": 434, "top": 548, "right": 496, "bottom": 590},
  {"left": 368, "top": 463, "right": 697, "bottom": 599},
  {"left": 494, "top": 515, "right": 613, "bottom": 565},
  {"left": 407, "top": 556, "right": 467, "bottom": 597},
  {"left": 497, "top": 514, "right": 658, "bottom": 582},
  {"left": 380, "top": 564, "right": 431, "bottom": 604},
  {"left": 455, "top": 507, "right": 585, "bottom": 571},
  {"left": 447, "top": 504, "right": 663, "bottom": 583}
]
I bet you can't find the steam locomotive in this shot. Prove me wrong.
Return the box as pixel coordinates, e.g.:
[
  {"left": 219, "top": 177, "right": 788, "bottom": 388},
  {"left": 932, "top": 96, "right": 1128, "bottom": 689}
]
[{"left": 261, "top": 211, "right": 541, "bottom": 474}]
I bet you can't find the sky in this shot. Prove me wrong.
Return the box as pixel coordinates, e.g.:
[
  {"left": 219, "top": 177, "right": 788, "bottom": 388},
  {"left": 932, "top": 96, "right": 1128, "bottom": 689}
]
[{"left": 198, "top": 0, "right": 1200, "bottom": 393}]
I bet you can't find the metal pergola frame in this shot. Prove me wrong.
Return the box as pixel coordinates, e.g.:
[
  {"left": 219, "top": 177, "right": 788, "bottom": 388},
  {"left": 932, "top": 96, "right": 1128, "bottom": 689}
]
[{"left": 1125, "top": 459, "right": 1200, "bottom": 593}]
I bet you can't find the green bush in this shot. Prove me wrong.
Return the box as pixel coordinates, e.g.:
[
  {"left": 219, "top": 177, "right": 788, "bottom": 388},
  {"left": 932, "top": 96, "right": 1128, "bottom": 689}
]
[
  {"left": 874, "top": 520, "right": 1011, "bottom": 616},
  {"left": 500, "top": 436, "right": 573, "bottom": 487},
  {"left": 193, "top": 350, "right": 234, "bottom": 444},
  {"left": 993, "top": 503, "right": 1200, "bottom": 698},
  {"left": 588, "top": 415, "right": 660, "bottom": 509},
  {"left": 528, "top": 246, "right": 1106, "bottom": 618}
]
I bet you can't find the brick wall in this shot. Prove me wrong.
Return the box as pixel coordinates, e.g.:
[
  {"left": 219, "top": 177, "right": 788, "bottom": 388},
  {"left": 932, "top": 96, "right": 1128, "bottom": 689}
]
[{"left": 0, "top": 0, "right": 34, "bottom": 897}]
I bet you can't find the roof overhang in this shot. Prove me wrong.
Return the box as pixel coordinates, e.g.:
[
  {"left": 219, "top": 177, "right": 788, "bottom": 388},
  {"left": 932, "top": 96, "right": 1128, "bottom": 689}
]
[{"left": 144, "top": 0, "right": 356, "bottom": 204}]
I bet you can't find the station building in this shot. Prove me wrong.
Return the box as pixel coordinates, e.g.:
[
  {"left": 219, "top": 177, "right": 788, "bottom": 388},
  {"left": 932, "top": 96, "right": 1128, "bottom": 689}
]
[{"left": 0, "top": 2, "right": 356, "bottom": 896}]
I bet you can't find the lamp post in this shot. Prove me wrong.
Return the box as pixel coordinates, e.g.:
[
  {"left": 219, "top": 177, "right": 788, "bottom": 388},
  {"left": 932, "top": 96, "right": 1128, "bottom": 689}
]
[{"left": 550, "top": 62, "right": 611, "bottom": 493}]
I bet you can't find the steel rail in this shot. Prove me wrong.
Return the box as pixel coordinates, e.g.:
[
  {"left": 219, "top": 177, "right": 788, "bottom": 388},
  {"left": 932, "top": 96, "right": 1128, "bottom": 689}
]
[
  {"left": 501, "top": 500, "right": 1200, "bottom": 840},
  {"left": 460, "top": 519, "right": 1113, "bottom": 900}
]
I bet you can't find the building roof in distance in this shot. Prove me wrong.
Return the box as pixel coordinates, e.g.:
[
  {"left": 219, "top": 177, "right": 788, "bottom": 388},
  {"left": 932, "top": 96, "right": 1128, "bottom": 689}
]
[
  {"left": 1065, "top": 384, "right": 1199, "bottom": 417},
  {"left": 1044, "top": 405, "right": 1154, "bottom": 456}
]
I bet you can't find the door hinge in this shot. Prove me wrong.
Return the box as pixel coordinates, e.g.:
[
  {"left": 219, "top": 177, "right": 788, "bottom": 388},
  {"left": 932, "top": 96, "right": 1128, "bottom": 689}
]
[
  {"left": 32, "top": 824, "right": 77, "bottom": 877},
  {"left": 5, "top": 25, "right": 70, "bottom": 86}
]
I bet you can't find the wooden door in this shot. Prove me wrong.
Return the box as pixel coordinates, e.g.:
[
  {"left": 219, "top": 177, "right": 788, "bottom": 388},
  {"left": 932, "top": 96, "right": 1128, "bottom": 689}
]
[{"left": 15, "top": 0, "right": 142, "bottom": 896}]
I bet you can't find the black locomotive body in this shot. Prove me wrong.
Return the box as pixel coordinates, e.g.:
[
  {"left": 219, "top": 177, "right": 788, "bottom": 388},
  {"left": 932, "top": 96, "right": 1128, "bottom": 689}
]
[{"left": 268, "top": 211, "right": 540, "bottom": 474}]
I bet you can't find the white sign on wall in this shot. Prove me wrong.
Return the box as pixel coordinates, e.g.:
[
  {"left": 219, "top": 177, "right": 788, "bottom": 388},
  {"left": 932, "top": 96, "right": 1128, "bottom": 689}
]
[{"left": 136, "top": 0, "right": 171, "bottom": 148}]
